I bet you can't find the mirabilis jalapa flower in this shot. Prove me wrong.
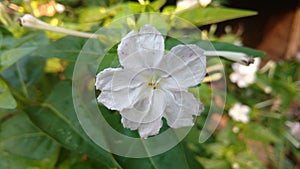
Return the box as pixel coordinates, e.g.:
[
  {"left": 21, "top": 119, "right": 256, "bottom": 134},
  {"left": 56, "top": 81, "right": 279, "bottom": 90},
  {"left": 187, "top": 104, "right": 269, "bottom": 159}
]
[
  {"left": 95, "top": 25, "right": 206, "bottom": 138},
  {"left": 16, "top": 15, "right": 255, "bottom": 138},
  {"left": 228, "top": 103, "right": 251, "bottom": 123},
  {"left": 229, "top": 57, "right": 260, "bottom": 88}
]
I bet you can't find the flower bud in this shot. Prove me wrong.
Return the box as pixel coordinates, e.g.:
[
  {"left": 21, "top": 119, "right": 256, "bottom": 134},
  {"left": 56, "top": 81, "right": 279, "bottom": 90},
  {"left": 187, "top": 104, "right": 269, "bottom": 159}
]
[
  {"left": 18, "top": 14, "right": 98, "bottom": 39},
  {"left": 204, "top": 51, "right": 254, "bottom": 65}
]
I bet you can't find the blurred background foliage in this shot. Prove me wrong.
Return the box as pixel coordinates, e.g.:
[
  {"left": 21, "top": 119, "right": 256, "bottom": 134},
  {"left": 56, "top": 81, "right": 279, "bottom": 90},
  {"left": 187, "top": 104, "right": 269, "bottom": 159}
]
[{"left": 0, "top": 0, "right": 299, "bottom": 169}]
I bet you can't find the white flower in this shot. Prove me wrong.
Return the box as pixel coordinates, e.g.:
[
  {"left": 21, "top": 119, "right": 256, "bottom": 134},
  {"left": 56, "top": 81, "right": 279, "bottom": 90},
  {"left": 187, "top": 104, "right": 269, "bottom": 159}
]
[
  {"left": 232, "top": 126, "right": 240, "bottom": 133},
  {"left": 55, "top": 3, "right": 65, "bottom": 13},
  {"left": 229, "top": 103, "right": 250, "bottom": 123},
  {"left": 199, "top": 0, "right": 212, "bottom": 7},
  {"left": 229, "top": 57, "right": 260, "bottom": 88},
  {"left": 287, "top": 122, "right": 300, "bottom": 136},
  {"left": 176, "top": 0, "right": 198, "bottom": 11},
  {"left": 291, "top": 123, "right": 300, "bottom": 136},
  {"left": 232, "top": 162, "right": 240, "bottom": 169},
  {"left": 176, "top": 0, "right": 212, "bottom": 9},
  {"left": 95, "top": 25, "right": 206, "bottom": 139}
]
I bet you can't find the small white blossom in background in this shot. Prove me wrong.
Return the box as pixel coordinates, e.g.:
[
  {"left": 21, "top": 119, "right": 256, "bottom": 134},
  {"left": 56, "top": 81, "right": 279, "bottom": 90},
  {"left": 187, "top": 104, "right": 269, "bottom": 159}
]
[
  {"left": 55, "top": 3, "right": 65, "bottom": 13},
  {"left": 229, "top": 103, "right": 251, "bottom": 123},
  {"left": 232, "top": 126, "right": 240, "bottom": 133},
  {"left": 176, "top": 0, "right": 211, "bottom": 10},
  {"left": 230, "top": 57, "right": 261, "bottom": 88},
  {"left": 291, "top": 123, "right": 300, "bottom": 136},
  {"left": 95, "top": 25, "right": 206, "bottom": 139},
  {"left": 233, "top": 40, "right": 243, "bottom": 46},
  {"left": 286, "top": 121, "right": 300, "bottom": 136},
  {"left": 199, "top": 0, "right": 212, "bottom": 7},
  {"left": 232, "top": 162, "right": 240, "bottom": 169},
  {"left": 297, "top": 52, "right": 300, "bottom": 60},
  {"left": 285, "top": 121, "right": 300, "bottom": 148},
  {"left": 176, "top": 0, "right": 198, "bottom": 11}
]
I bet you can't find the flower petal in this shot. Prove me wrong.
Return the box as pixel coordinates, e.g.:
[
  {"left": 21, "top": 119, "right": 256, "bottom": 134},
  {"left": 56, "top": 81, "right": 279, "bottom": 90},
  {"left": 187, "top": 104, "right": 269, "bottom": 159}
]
[
  {"left": 117, "top": 24, "right": 164, "bottom": 68},
  {"left": 229, "top": 72, "right": 239, "bottom": 83},
  {"left": 159, "top": 44, "right": 206, "bottom": 88},
  {"left": 120, "top": 89, "right": 166, "bottom": 124},
  {"left": 121, "top": 117, "right": 163, "bottom": 139},
  {"left": 97, "top": 87, "right": 144, "bottom": 111},
  {"left": 95, "top": 68, "right": 145, "bottom": 110},
  {"left": 163, "top": 89, "right": 203, "bottom": 128}
]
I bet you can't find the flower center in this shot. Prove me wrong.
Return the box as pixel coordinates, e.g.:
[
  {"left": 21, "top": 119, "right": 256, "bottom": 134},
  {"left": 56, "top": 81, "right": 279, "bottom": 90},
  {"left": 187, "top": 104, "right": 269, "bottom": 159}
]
[
  {"left": 130, "top": 68, "right": 173, "bottom": 92},
  {"left": 146, "top": 73, "right": 163, "bottom": 90},
  {"left": 148, "top": 82, "right": 157, "bottom": 90}
]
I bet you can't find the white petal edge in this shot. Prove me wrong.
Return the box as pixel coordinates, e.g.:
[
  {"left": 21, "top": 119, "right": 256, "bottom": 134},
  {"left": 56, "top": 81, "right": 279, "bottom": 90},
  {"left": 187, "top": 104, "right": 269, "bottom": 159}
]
[
  {"left": 95, "top": 68, "right": 143, "bottom": 91},
  {"left": 117, "top": 24, "right": 165, "bottom": 68},
  {"left": 120, "top": 89, "right": 166, "bottom": 124},
  {"left": 159, "top": 44, "right": 206, "bottom": 89},
  {"left": 163, "top": 89, "right": 203, "bottom": 128},
  {"left": 95, "top": 68, "right": 145, "bottom": 111},
  {"left": 121, "top": 117, "right": 163, "bottom": 139}
]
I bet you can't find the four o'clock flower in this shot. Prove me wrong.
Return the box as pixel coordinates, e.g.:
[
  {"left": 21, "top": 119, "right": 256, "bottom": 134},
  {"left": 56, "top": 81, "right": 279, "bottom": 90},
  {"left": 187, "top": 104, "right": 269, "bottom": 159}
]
[
  {"left": 228, "top": 103, "right": 251, "bottom": 123},
  {"left": 229, "top": 58, "right": 260, "bottom": 88},
  {"left": 95, "top": 25, "right": 206, "bottom": 139},
  {"left": 229, "top": 57, "right": 260, "bottom": 88}
]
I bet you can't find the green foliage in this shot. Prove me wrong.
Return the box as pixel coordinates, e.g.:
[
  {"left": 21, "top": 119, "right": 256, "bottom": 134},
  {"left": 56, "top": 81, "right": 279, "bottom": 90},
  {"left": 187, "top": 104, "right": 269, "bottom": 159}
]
[
  {"left": 176, "top": 7, "right": 257, "bottom": 26},
  {"left": 0, "top": 0, "right": 299, "bottom": 169},
  {"left": 0, "top": 113, "right": 57, "bottom": 159},
  {"left": 0, "top": 150, "right": 58, "bottom": 169},
  {"left": 0, "top": 47, "right": 36, "bottom": 72},
  {"left": 0, "top": 79, "right": 16, "bottom": 109},
  {"left": 36, "top": 36, "right": 87, "bottom": 61},
  {"left": 26, "top": 81, "right": 121, "bottom": 168},
  {"left": 244, "top": 123, "right": 280, "bottom": 144},
  {"left": 166, "top": 38, "right": 265, "bottom": 57}
]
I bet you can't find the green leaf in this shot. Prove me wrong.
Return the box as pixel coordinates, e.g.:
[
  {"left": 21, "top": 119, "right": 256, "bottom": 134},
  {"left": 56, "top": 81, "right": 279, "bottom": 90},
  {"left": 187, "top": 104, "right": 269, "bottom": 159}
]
[
  {"left": 56, "top": 152, "right": 108, "bottom": 169},
  {"left": 196, "top": 157, "right": 231, "bottom": 169},
  {"left": 205, "top": 143, "right": 227, "bottom": 158},
  {"left": 150, "top": 0, "right": 167, "bottom": 10},
  {"left": 216, "top": 122, "right": 241, "bottom": 146},
  {"left": 0, "top": 113, "right": 57, "bottom": 160},
  {"left": 26, "top": 81, "right": 121, "bottom": 168},
  {"left": 0, "top": 26, "right": 15, "bottom": 50},
  {"left": 113, "top": 142, "right": 203, "bottom": 169},
  {"left": 177, "top": 7, "right": 257, "bottom": 26},
  {"left": 127, "top": 2, "right": 144, "bottom": 13},
  {"left": 0, "top": 150, "right": 58, "bottom": 169},
  {"left": 165, "top": 38, "right": 265, "bottom": 57},
  {"left": 97, "top": 43, "right": 120, "bottom": 72},
  {"left": 0, "top": 78, "right": 16, "bottom": 109},
  {"left": 244, "top": 123, "right": 280, "bottom": 144},
  {"left": 0, "top": 108, "right": 12, "bottom": 119},
  {"left": 36, "top": 36, "right": 105, "bottom": 61},
  {"left": 36, "top": 36, "right": 88, "bottom": 61},
  {"left": 79, "top": 6, "right": 116, "bottom": 23},
  {"left": 188, "top": 84, "right": 212, "bottom": 105},
  {"left": 16, "top": 56, "right": 46, "bottom": 86},
  {"left": 0, "top": 55, "right": 46, "bottom": 102},
  {"left": 0, "top": 47, "right": 36, "bottom": 72},
  {"left": 13, "top": 31, "right": 49, "bottom": 48}
]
